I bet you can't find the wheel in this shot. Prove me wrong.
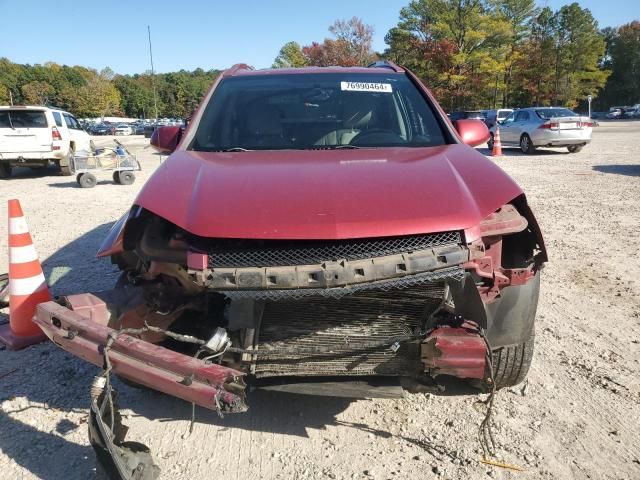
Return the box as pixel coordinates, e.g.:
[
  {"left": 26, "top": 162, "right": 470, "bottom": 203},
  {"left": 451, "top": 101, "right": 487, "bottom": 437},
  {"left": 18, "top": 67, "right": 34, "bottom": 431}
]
[
  {"left": 78, "top": 172, "right": 97, "bottom": 188},
  {"left": 118, "top": 171, "right": 135, "bottom": 185},
  {"left": 0, "top": 162, "right": 12, "bottom": 179},
  {"left": 567, "top": 145, "right": 583, "bottom": 153},
  {"left": 0, "top": 273, "right": 9, "bottom": 308},
  {"left": 519, "top": 134, "right": 536, "bottom": 154},
  {"left": 76, "top": 173, "right": 83, "bottom": 184},
  {"left": 486, "top": 271, "right": 539, "bottom": 389},
  {"left": 491, "top": 331, "right": 535, "bottom": 389},
  {"left": 112, "top": 171, "right": 121, "bottom": 184},
  {"left": 487, "top": 133, "right": 494, "bottom": 151},
  {"left": 59, "top": 149, "right": 74, "bottom": 176}
]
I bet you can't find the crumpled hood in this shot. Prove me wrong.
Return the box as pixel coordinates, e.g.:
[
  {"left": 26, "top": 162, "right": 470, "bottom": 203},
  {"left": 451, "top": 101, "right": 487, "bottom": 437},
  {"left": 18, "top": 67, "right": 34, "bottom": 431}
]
[{"left": 135, "top": 145, "right": 522, "bottom": 239}]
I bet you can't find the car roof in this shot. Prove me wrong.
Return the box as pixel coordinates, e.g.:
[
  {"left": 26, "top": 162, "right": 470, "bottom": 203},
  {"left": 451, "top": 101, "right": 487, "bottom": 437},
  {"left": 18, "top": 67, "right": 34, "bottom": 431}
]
[
  {"left": 0, "top": 105, "right": 72, "bottom": 114},
  {"left": 223, "top": 63, "right": 405, "bottom": 78},
  {"left": 0, "top": 105, "right": 48, "bottom": 111}
]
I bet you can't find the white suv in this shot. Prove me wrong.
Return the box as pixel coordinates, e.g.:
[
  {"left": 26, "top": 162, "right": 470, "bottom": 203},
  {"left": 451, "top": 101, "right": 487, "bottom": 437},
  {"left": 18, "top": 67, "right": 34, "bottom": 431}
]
[{"left": 0, "top": 106, "right": 92, "bottom": 178}]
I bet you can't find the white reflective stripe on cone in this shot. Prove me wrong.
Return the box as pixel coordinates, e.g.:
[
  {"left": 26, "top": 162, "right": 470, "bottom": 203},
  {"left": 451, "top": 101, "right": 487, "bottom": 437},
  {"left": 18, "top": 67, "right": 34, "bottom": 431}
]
[
  {"left": 9, "top": 244, "right": 39, "bottom": 264},
  {"left": 9, "top": 216, "right": 29, "bottom": 234},
  {"left": 9, "top": 274, "right": 47, "bottom": 296}
]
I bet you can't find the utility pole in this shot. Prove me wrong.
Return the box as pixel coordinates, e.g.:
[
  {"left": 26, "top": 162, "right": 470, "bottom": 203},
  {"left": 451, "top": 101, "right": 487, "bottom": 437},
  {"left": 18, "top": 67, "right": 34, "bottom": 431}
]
[
  {"left": 9, "top": 90, "right": 13, "bottom": 106},
  {"left": 148, "top": 25, "right": 158, "bottom": 121}
]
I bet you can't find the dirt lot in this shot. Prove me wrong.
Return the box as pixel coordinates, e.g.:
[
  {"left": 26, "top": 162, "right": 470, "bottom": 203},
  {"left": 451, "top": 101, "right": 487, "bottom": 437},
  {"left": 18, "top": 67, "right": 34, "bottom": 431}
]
[{"left": 1, "top": 125, "right": 639, "bottom": 480}]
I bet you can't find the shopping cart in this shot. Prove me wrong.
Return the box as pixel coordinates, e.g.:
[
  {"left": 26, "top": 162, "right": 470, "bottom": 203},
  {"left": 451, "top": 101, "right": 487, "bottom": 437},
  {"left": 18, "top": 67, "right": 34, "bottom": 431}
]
[{"left": 71, "top": 140, "right": 141, "bottom": 188}]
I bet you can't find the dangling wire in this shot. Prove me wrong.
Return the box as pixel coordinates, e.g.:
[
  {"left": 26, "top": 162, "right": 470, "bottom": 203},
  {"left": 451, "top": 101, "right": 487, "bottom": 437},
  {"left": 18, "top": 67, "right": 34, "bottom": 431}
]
[{"left": 477, "top": 328, "right": 497, "bottom": 459}]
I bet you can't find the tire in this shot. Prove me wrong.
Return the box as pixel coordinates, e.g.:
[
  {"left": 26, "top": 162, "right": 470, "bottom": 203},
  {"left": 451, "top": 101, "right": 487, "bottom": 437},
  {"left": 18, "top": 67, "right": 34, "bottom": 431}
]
[
  {"left": 118, "top": 171, "right": 135, "bottom": 185},
  {"left": 0, "top": 273, "right": 9, "bottom": 308},
  {"left": 112, "top": 171, "right": 121, "bottom": 184},
  {"left": 567, "top": 145, "right": 583, "bottom": 153},
  {"left": 519, "top": 134, "right": 536, "bottom": 154},
  {"left": 78, "top": 172, "right": 97, "bottom": 188},
  {"left": 487, "top": 133, "right": 494, "bottom": 151},
  {"left": 0, "top": 162, "right": 12, "bottom": 179},
  {"left": 59, "top": 149, "right": 74, "bottom": 176},
  {"left": 491, "top": 330, "right": 535, "bottom": 389}
]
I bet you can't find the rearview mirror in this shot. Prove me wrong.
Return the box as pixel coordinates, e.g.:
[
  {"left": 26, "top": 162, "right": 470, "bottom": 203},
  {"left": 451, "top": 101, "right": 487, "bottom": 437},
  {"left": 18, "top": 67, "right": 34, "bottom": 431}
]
[
  {"left": 453, "top": 119, "right": 490, "bottom": 147},
  {"left": 150, "top": 126, "right": 182, "bottom": 153}
]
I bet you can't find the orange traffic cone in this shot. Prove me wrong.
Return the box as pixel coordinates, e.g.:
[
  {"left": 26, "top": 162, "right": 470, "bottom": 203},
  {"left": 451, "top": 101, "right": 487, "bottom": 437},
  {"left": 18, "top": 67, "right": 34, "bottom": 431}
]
[
  {"left": 492, "top": 128, "right": 503, "bottom": 156},
  {"left": 0, "top": 199, "right": 50, "bottom": 350}
]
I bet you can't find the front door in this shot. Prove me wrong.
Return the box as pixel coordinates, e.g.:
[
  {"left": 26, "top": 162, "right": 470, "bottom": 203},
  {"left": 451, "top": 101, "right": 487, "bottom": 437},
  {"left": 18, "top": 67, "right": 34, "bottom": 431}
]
[{"left": 497, "top": 111, "right": 517, "bottom": 144}]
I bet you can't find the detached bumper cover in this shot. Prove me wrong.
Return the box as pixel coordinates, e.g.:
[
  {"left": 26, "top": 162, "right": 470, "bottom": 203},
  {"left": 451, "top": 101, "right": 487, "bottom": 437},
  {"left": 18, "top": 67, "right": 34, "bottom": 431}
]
[{"left": 33, "top": 298, "right": 246, "bottom": 412}]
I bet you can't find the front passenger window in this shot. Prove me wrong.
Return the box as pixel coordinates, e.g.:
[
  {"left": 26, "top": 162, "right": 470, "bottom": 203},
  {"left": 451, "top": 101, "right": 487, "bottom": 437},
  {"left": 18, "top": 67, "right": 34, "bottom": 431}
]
[{"left": 502, "top": 113, "right": 515, "bottom": 124}]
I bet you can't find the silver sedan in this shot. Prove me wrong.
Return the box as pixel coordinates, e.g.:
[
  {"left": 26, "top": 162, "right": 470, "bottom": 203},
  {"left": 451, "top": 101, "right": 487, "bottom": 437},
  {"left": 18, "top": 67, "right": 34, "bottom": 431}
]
[{"left": 488, "top": 107, "right": 592, "bottom": 154}]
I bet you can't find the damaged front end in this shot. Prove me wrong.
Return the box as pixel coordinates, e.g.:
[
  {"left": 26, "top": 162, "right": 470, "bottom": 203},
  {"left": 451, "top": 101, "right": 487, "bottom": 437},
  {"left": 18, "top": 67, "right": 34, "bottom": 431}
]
[
  {"left": 36, "top": 192, "right": 544, "bottom": 397},
  {"left": 33, "top": 194, "right": 545, "bottom": 476}
]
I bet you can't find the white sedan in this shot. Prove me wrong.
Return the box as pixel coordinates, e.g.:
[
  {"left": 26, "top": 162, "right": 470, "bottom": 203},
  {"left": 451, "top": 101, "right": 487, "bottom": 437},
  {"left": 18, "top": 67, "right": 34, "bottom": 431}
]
[
  {"left": 114, "top": 124, "right": 133, "bottom": 136},
  {"left": 489, "top": 107, "right": 592, "bottom": 154}
]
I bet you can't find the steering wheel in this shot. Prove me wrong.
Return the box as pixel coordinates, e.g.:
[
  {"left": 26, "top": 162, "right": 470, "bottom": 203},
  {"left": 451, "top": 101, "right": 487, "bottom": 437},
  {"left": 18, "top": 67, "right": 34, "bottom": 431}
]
[{"left": 350, "top": 128, "right": 405, "bottom": 146}]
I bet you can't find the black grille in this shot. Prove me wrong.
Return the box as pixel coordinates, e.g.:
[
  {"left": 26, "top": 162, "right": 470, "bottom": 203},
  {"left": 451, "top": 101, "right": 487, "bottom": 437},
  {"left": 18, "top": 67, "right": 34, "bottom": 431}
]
[
  {"left": 202, "top": 231, "right": 461, "bottom": 268},
  {"left": 223, "top": 266, "right": 463, "bottom": 300},
  {"left": 255, "top": 283, "right": 445, "bottom": 377}
]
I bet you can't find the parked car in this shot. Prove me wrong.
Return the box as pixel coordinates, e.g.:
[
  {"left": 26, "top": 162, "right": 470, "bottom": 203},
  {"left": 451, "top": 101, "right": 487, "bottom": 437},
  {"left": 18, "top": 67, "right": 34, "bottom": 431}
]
[
  {"left": 131, "top": 123, "right": 145, "bottom": 135},
  {"left": 0, "top": 105, "right": 91, "bottom": 177},
  {"left": 483, "top": 108, "right": 514, "bottom": 129},
  {"left": 114, "top": 124, "right": 133, "bottom": 136},
  {"left": 606, "top": 108, "right": 623, "bottom": 119},
  {"left": 92, "top": 124, "right": 113, "bottom": 135},
  {"left": 448, "top": 110, "right": 485, "bottom": 121},
  {"left": 143, "top": 123, "right": 157, "bottom": 138},
  {"left": 489, "top": 107, "right": 592, "bottom": 153},
  {"left": 36, "top": 64, "right": 547, "bottom": 458}
]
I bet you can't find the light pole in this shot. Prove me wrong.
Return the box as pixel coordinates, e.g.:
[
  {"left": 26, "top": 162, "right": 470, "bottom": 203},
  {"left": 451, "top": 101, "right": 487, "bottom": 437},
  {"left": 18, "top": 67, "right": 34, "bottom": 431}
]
[
  {"left": 148, "top": 26, "right": 158, "bottom": 121},
  {"left": 587, "top": 94, "right": 592, "bottom": 119}
]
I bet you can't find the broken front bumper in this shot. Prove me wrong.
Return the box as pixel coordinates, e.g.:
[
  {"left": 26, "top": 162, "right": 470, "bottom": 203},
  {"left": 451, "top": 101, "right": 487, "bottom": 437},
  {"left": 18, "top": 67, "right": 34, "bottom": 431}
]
[{"left": 33, "top": 295, "right": 246, "bottom": 412}]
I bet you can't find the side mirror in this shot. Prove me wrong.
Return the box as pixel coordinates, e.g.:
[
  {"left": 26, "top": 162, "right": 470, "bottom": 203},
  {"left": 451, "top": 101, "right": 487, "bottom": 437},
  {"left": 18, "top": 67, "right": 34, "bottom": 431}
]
[
  {"left": 453, "top": 119, "right": 490, "bottom": 147},
  {"left": 150, "top": 126, "right": 182, "bottom": 153}
]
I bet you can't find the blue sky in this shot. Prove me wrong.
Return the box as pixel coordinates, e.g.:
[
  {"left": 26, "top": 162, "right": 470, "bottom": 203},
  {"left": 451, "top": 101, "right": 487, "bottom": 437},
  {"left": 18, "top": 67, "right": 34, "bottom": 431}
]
[{"left": 1, "top": 0, "right": 638, "bottom": 74}]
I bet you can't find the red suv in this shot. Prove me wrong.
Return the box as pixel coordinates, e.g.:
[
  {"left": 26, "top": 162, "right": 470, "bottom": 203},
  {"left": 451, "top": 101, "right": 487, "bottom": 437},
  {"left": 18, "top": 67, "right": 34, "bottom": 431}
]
[{"left": 37, "top": 62, "right": 546, "bottom": 414}]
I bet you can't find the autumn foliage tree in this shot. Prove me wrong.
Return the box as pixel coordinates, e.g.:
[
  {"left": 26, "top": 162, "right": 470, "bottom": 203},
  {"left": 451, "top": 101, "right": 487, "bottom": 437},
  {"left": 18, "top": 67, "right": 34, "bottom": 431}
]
[
  {"left": 274, "top": 17, "right": 377, "bottom": 68},
  {"left": 597, "top": 21, "right": 640, "bottom": 108},
  {"left": 381, "top": 0, "right": 613, "bottom": 109}
]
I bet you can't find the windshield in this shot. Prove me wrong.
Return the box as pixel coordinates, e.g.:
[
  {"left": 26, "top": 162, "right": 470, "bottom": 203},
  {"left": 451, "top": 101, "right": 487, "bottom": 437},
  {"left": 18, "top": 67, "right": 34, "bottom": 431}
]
[
  {"left": 535, "top": 108, "right": 576, "bottom": 119},
  {"left": 190, "top": 73, "right": 447, "bottom": 151}
]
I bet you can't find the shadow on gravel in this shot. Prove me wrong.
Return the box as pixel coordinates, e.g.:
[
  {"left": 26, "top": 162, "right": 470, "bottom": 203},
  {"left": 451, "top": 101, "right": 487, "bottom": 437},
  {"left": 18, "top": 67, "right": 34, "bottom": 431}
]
[
  {"left": 116, "top": 384, "right": 355, "bottom": 438},
  {"left": 592, "top": 164, "right": 640, "bottom": 177},
  {"left": 477, "top": 147, "right": 567, "bottom": 157},
  {"left": 2, "top": 165, "right": 62, "bottom": 179},
  {"left": 40, "top": 222, "right": 118, "bottom": 295},
  {"left": 47, "top": 180, "right": 116, "bottom": 189},
  {"left": 114, "top": 375, "right": 480, "bottom": 439},
  {"left": 0, "top": 410, "right": 96, "bottom": 480}
]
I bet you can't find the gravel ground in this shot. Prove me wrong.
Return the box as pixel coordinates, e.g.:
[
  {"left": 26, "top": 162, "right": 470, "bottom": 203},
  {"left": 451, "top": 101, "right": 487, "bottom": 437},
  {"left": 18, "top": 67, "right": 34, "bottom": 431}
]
[{"left": 1, "top": 125, "right": 639, "bottom": 480}]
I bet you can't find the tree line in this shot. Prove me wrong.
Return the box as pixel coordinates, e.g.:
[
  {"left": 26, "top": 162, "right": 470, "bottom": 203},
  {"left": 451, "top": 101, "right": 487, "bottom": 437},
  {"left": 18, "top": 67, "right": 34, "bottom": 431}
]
[
  {"left": 0, "top": 58, "right": 219, "bottom": 119},
  {"left": 1, "top": 1, "right": 638, "bottom": 117},
  {"left": 273, "top": 2, "right": 639, "bottom": 112}
]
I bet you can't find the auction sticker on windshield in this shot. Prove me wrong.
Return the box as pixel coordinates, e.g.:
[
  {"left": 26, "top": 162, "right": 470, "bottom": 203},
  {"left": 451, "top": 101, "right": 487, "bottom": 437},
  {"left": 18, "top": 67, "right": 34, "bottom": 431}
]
[{"left": 340, "top": 82, "right": 392, "bottom": 93}]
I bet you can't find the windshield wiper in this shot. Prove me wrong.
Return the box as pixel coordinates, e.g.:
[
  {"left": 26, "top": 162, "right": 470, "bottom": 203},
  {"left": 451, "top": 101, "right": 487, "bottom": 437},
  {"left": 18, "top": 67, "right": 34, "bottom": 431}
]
[
  {"left": 220, "top": 147, "right": 253, "bottom": 152},
  {"left": 308, "top": 144, "right": 363, "bottom": 150}
]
